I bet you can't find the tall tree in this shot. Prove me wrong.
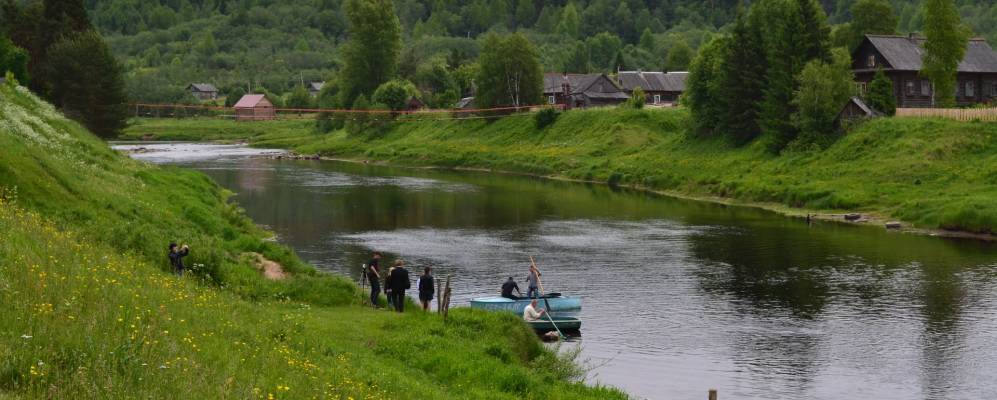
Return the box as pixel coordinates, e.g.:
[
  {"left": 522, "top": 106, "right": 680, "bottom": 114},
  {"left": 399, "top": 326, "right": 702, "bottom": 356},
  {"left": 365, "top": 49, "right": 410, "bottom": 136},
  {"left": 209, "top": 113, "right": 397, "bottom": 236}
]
[
  {"left": 638, "top": 28, "right": 656, "bottom": 52},
  {"left": 685, "top": 35, "right": 730, "bottom": 136},
  {"left": 514, "top": 0, "right": 535, "bottom": 28},
  {"left": 791, "top": 48, "right": 855, "bottom": 147},
  {"left": 720, "top": 8, "right": 766, "bottom": 145},
  {"left": 339, "top": 0, "right": 402, "bottom": 107},
  {"left": 563, "top": 41, "right": 592, "bottom": 73},
  {"left": 475, "top": 33, "right": 543, "bottom": 108},
  {"left": 556, "top": 3, "right": 580, "bottom": 39},
  {"left": 664, "top": 39, "right": 693, "bottom": 71},
  {"left": 922, "top": 0, "right": 969, "bottom": 107},
  {"left": 45, "top": 31, "right": 128, "bottom": 138},
  {"left": 849, "top": 0, "right": 897, "bottom": 45}
]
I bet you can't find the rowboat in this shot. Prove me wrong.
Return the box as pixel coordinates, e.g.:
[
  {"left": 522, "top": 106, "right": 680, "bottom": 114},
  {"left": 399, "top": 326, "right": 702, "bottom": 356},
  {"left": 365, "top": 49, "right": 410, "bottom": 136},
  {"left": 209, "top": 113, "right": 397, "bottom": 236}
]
[
  {"left": 527, "top": 316, "right": 582, "bottom": 332},
  {"left": 470, "top": 293, "right": 582, "bottom": 317}
]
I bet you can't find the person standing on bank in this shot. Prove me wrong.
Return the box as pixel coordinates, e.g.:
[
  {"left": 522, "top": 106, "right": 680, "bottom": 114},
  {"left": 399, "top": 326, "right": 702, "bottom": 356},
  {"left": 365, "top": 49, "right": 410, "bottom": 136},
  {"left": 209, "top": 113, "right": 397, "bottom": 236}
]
[
  {"left": 168, "top": 242, "right": 189, "bottom": 277},
  {"left": 384, "top": 262, "right": 395, "bottom": 308},
  {"left": 367, "top": 251, "right": 382, "bottom": 307},
  {"left": 526, "top": 264, "right": 541, "bottom": 299},
  {"left": 418, "top": 266, "right": 434, "bottom": 311},
  {"left": 388, "top": 259, "right": 411, "bottom": 312}
]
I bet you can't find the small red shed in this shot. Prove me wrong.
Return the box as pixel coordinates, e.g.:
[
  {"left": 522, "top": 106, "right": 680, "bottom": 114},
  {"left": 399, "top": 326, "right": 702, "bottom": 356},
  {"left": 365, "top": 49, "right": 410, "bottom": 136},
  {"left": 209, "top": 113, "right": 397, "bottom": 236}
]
[{"left": 233, "top": 94, "right": 276, "bottom": 121}]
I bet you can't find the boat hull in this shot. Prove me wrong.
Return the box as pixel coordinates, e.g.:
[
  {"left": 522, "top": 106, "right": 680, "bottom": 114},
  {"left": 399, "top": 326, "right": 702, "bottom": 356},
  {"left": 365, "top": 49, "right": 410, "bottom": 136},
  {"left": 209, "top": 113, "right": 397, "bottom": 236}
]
[
  {"left": 528, "top": 317, "right": 582, "bottom": 332},
  {"left": 470, "top": 296, "right": 581, "bottom": 317}
]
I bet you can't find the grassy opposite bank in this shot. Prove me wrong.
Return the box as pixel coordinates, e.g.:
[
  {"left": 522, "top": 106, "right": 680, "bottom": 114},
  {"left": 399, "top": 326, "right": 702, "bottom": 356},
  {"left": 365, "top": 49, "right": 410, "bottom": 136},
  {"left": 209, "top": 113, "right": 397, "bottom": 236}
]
[
  {"left": 125, "top": 108, "right": 997, "bottom": 234},
  {"left": 1, "top": 84, "right": 625, "bottom": 398}
]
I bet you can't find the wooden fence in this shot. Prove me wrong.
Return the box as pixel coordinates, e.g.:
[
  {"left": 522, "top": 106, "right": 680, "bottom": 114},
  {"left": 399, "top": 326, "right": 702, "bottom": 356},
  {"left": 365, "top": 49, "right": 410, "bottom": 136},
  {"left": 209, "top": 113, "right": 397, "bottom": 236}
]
[{"left": 896, "top": 107, "right": 997, "bottom": 121}]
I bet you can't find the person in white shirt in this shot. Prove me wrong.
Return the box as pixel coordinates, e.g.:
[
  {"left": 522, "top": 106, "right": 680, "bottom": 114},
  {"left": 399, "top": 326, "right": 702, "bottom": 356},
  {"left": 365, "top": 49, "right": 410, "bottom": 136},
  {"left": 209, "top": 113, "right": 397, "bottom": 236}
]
[{"left": 523, "top": 299, "right": 546, "bottom": 322}]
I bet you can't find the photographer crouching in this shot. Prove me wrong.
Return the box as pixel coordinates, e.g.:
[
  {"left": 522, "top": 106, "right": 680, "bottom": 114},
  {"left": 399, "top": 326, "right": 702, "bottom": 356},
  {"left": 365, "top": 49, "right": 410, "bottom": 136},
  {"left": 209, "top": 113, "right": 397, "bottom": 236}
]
[{"left": 168, "top": 242, "right": 190, "bottom": 277}]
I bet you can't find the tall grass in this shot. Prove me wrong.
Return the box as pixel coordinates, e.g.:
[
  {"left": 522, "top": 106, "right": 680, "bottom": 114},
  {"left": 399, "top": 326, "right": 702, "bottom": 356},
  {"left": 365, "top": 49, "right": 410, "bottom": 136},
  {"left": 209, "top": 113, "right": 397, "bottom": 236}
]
[{"left": 125, "top": 107, "right": 997, "bottom": 233}]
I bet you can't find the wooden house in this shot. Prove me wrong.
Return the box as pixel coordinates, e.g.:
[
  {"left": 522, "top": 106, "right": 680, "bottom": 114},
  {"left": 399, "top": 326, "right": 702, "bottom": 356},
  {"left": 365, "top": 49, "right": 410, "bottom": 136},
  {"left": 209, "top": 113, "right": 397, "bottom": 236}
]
[
  {"left": 233, "top": 94, "right": 276, "bottom": 121},
  {"left": 852, "top": 34, "right": 997, "bottom": 108},
  {"left": 616, "top": 71, "right": 688, "bottom": 105},
  {"left": 187, "top": 83, "right": 219, "bottom": 101},
  {"left": 837, "top": 96, "right": 882, "bottom": 125},
  {"left": 542, "top": 73, "right": 629, "bottom": 108}
]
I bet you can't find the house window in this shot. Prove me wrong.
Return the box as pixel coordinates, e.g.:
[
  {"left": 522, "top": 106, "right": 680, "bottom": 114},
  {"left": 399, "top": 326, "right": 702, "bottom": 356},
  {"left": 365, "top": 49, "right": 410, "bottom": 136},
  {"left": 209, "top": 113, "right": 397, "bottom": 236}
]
[
  {"left": 966, "top": 81, "right": 975, "bottom": 98},
  {"left": 991, "top": 82, "right": 997, "bottom": 97},
  {"left": 548, "top": 96, "right": 555, "bottom": 104},
  {"left": 867, "top": 55, "right": 876, "bottom": 68},
  {"left": 921, "top": 80, "right": 931, "bottom": 96},
  {"left": 906, "top": 80, "right": 915, "bottom": 95},
  {"left": 856, "top": 82, "right": 868, "bottom": 94},
  {"left": 653, "top": 94, "right": 661, "bottom": 104}
]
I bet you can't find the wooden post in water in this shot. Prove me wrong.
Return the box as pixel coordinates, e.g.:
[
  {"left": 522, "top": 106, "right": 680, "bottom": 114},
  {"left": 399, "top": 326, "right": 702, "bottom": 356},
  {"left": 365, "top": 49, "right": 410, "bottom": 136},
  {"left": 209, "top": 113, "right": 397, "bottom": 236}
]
[{"left": 708, "top": 389, "right": 717, "bottom": 400}]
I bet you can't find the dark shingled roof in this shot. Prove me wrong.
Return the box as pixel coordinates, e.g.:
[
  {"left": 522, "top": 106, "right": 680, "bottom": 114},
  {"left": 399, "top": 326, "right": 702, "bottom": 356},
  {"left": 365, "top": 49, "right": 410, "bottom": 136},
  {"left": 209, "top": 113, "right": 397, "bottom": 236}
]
[
  {"left": 543, "top": 73, "right": 629, "bottom": 99},
  {"left": 863, "top": 34, "right": 997, "bottom": 73},
  {"left": 309, "top": 82, "right": 324, "bottom": 91},
  {"left": 616, "top": 71, "right": 688, "bottom": 92},
  {"left": 187, "top": 83, "right": 218, "bottom": 92}
]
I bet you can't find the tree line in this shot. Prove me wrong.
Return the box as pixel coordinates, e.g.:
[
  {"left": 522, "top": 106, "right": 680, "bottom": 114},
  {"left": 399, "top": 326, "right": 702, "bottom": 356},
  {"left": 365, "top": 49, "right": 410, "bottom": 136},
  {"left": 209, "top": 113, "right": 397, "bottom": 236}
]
[{"left": 685, "top": 0, "right": 970, "bottom": 153}]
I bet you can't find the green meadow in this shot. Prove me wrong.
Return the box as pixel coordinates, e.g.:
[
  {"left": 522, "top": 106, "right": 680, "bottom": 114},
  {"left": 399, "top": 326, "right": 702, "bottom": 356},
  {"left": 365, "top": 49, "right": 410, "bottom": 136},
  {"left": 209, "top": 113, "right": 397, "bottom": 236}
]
[
  {"left": 126, "top": 107, "right": 997, "bottom": 233},
  {"left": 0, "top": 84, "right": 625, "bottom": 399}
]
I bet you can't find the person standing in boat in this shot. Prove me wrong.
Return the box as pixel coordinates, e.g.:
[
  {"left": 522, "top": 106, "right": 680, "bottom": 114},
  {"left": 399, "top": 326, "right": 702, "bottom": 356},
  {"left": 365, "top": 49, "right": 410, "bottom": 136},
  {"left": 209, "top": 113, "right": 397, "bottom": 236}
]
[
  {"left": 418, "top": 266, "right": 434, "bottom": 311},
  {"left": 367, "top": 251, "right": 382, "bottom": 308},
  {"left": 501, "top": 277, "right": 522, "bottom": 299},
  {"left": 387, "top": 259, "right": 411, "bottom": 312},
  {"left": 526, "top": 264, "right": 541, "bottom": 298},
  {"left": 523, "top": 299, "right": 546, "bottom": 322}
]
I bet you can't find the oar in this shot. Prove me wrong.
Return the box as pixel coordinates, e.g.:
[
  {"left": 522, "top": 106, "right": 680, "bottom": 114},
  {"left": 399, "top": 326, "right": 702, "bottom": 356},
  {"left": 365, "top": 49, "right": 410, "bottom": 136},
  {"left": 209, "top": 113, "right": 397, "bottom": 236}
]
[{"left": 530, "top": 256, "right": 566, "bottom": 340}]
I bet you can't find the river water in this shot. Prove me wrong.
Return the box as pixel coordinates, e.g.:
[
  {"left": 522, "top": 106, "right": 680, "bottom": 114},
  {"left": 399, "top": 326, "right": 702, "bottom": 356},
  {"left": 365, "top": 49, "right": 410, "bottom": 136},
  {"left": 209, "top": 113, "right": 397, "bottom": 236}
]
[{"left": 118, "top": 143, "right": 997, "bottom": 400}]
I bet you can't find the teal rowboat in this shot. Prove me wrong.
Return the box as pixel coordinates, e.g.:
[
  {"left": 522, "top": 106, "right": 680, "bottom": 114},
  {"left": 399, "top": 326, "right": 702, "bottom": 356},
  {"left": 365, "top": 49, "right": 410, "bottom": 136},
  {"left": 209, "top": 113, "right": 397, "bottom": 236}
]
[
  {"left": 470, "top": 294, "right": 582, "bottom": 317},
  {"left": 527, "top": 316, "right": 581, "bottom": 332}
]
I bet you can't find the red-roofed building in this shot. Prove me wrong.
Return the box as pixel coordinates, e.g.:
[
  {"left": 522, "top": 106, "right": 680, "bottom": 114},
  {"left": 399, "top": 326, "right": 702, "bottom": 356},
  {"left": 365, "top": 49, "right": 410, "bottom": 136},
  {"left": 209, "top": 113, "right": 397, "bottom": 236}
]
[{"left": 233, "top": 94, "right": 276, "bottom": 121}]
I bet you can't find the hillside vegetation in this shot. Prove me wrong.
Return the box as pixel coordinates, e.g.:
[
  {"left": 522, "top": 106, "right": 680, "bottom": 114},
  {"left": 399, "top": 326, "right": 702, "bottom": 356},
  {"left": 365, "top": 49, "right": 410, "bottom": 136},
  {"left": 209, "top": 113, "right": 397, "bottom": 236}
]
[
  {"left": 0, "top": 83, "right": 626, "bottom": 399},
  {"left": 126, "top": 109, "right": 997, "bottom": 233}
]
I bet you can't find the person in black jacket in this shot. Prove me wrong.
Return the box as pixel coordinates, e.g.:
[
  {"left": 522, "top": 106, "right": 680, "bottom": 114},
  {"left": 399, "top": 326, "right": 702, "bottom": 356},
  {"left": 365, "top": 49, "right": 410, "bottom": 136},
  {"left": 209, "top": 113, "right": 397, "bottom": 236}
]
[
  {"left": 168, "top": 242, "right": 189, "bottom": 277},
  {"left": 418, "top": 266, "right": 434, "bottom": 311},
  {"left": 366, "top": 251, "right": 382, "bottom": 308},
  {"left": 388, "top": 259, "right": 410, "bottom": 312}
]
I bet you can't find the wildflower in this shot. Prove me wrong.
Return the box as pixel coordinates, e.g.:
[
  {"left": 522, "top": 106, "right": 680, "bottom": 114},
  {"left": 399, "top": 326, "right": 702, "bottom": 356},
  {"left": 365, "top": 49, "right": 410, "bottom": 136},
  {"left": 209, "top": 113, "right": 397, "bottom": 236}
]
[{"left": 20, "top": 334, "right": 32, "bottom": 339}]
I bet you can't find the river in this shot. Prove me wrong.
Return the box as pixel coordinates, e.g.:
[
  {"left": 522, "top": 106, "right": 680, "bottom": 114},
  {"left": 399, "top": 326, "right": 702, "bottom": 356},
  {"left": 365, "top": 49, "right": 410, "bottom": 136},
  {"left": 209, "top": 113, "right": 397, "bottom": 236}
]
[{"left": 117, "top": 142, "right": 997, "bottom": 400}]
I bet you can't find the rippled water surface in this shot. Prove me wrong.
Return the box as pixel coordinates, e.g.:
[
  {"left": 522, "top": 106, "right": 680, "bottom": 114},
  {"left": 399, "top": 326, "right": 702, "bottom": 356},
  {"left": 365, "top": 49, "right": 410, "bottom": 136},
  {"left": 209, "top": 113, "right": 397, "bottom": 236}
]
[{"left": 119, "top": 143, "right": 997, "bottom": 400}]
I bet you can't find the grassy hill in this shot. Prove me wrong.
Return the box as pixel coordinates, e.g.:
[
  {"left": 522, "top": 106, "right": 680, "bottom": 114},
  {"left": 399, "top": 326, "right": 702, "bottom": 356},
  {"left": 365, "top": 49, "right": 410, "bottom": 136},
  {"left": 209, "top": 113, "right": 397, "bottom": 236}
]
[
  {"left": 125, "top": 108, "right": 997, "bottom": 234},
  {"left": 0, "top": 83, "right": 625, "bottom": 399}
]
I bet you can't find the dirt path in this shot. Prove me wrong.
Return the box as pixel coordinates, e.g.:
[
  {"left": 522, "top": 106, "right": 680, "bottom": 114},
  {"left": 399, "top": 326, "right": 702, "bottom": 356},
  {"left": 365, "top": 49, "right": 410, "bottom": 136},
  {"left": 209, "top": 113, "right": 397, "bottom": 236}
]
[{"left": 248, "top": 252, "right": 287, "bottom": 280}]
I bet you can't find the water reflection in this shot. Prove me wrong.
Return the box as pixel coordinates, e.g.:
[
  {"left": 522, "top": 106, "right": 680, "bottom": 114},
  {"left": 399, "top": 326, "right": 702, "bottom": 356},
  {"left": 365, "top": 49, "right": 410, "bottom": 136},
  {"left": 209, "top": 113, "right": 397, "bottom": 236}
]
[{"left": 121, "top": 144, "right": 997, "bottom": 400}]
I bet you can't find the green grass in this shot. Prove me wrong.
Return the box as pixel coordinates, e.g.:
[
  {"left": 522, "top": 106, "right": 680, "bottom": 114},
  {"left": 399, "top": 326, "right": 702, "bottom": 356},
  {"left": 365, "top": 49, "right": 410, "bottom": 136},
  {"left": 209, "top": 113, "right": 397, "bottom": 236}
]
[
  {"left": 1, "top": 84, "right": 625, "bottom": 399},
  {"left": 124, "top": 108, "right": 997, "bottom": 233}
]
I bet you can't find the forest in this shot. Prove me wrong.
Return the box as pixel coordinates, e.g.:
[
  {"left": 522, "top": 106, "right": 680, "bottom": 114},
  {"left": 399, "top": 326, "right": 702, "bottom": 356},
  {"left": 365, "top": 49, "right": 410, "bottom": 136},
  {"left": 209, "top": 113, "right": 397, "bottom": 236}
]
[{"left": 18, "top": 0, "right": 995, "bottom": 104}]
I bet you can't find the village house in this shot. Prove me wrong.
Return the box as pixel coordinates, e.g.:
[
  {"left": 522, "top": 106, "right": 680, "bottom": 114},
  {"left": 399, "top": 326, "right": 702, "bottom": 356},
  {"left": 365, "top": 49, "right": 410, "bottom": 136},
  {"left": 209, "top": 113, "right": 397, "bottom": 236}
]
[
  {"left": 186, "top": 83, "right": 219, "bottom": 101},
  {"left": 542, "top": 73, "right": 629, "bottom": 108},
  {"left": 616, "top": 70, "right": 688, "bottom": 105},
  {"left": 852, "top": 34, "right": 997, "bottom": 108},
  {"left": 308, "top": 81, "right": 324, "bottom": 97},
  {"left": 233, "top": 94, "right": 276, "bottom": 121}
]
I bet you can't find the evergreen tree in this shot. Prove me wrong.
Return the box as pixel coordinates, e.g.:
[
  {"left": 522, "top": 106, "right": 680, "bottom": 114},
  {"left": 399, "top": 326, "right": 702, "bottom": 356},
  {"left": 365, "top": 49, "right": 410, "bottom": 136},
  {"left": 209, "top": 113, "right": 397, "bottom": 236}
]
[
  {"left": 795, "top": 0, "right": 831, "bottom": 63},
  {"left": 865, "top": 68, "right": 896, "bottom": 115},
  {"left": 339, "top": 0, "right": 402, "bottom": 107},
  {"left": 45, "top": 31, "right": 128, "bottom": 138},
  {"left": 563, "top": 41, "right": 592, "bottom": 73},
  {"left": 664, "top": 39, "right": 693, "bottom": 71},
  {"left": 514, "top": 0, "right": 535, "bottom": 28},
  {"left": 638, "top": 28, "right": 656, "bottom": 52},
  {"left": 0, "top": 35, "right": 29, "bottom": 84},
  {"left": 556, "top": 3, "right": 580, "bottom": 39},
  {"left": 922, "top": 0, "right": 969, "bottom": 107},
  {"left": 685, "top": 35, "right": 730, "bottom": 136},
  {"left": 720, "top": 8, "right": 766, "bottom": 145},
  {"left": 848, "top": 0, "right": 897, "bottom": 48},
  {"left": 475, "top": 33, "right": 543, "bottom": 108},
  {"left": 611, "top": 50, "right": 627, "bottom": 72}
]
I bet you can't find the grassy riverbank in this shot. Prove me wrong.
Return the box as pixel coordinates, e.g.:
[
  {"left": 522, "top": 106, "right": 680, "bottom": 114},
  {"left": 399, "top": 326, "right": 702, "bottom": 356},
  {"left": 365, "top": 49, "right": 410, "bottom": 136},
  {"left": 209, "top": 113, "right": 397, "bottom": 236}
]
[
  {"left": 126, "top": 108, "right": 997, "bottom": 234},
  {"left": 1, "top": 84, "right": 625, "bottom": 398}
]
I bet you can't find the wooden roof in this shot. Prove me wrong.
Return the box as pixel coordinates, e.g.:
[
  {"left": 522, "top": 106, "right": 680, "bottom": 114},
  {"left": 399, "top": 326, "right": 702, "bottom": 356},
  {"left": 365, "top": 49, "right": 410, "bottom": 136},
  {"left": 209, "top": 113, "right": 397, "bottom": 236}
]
[
  {"left": 543, "top": 73, "right": 629, "bottom": 99},
  {"left": 616, "top": 71, "right": 688, "bottom": 92},
  {"left": 187, "top": 83, "right": 218, "bottom": 92},
  {"left": 859, "top": 34, "right": 997, "bottom": 73},
  {"left": 233, "top": 94, "right": 272, "bottom": 108}
]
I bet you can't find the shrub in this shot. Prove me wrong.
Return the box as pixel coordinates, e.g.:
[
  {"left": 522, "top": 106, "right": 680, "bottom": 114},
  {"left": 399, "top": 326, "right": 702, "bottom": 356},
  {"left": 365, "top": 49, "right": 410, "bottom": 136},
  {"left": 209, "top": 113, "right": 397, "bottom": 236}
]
[
  {"left": 533, "top": 107, "right": 560, "bottom": 129},
  {"left": 628, "top": 86, "right": 645, "bottom": 109}
]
